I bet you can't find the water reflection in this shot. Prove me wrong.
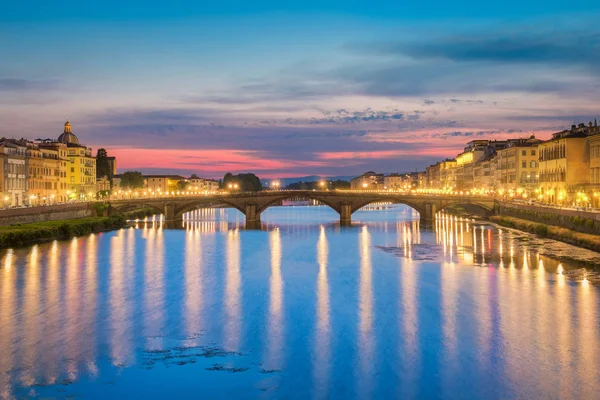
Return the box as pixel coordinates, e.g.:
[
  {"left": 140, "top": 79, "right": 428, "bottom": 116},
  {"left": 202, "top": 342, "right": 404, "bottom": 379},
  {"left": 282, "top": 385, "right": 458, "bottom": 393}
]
[
  {"left": 144, "top": 227, "right": 165, "bottom": 350},
  {"left": 357, "top": 225, "right": 374, "bottom": 398},
  {"left": 184, "top": 226, "right": 203, "bottom": 345},
  {"left": 264, "top": 227, "right": 284, "bottom": 370},
  {"left": 0, "top": 206, "right": 598, "bottom": 399},
  {"left": 313, "top": 225, "right": 330, "bottom": 399},
  {"left": 224, "top": 229, "right": 241, "bottom": 351}
]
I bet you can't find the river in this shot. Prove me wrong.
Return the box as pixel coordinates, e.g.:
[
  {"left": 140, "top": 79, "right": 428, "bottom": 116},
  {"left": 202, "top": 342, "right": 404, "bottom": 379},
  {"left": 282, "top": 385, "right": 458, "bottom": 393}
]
[{"left": 0, "top": 205, "right": 599, "bottom": 399}]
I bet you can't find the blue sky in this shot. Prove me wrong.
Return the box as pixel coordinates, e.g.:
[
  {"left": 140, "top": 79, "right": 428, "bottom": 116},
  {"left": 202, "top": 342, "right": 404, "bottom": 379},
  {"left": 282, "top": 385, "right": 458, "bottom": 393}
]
[{"left": 1, "top": 1, "right": 599, "bottom": 177}]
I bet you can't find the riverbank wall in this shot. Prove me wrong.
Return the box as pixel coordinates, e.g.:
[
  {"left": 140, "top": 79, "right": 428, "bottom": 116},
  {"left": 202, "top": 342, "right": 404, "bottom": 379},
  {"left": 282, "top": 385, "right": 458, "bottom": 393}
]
[
  {"left": 489, "top": 215, "right": 600, "bottom": 253},
  {"left": 495, "top": 202, "right": 600, "bottom": 236},
  {"left": 0, "top": 203, "right": 96, "bottom": 226}
]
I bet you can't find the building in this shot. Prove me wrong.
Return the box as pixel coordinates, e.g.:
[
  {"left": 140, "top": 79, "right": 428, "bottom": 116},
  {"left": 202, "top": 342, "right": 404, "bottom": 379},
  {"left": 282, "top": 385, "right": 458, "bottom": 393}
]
[
  {"left": 538, "top": 124, "right": 590, "bottom": 205},
  {"left": 107, "top": 156, "right": 117, "bottom": 176},
  {"left": 383, "top": 174, "right": 404, "bottom": 190},
  {"left": 37, "top": 140, "right": 69, "bottom": 202},
  {"left": 58, "top": 121, "right": 96, "bottom": 199},
  {"left": 588, "top": 127, "right": 600, "bottom": 207},
  {"left": 426, "top": 162, "right": 442, "bottom": 189},
  {"left": 0, "top": 139, "right": 28, "bottom": 206},
  {"left": 96, "top": 176, "right": 111, "bottom": 193},
  {"left": 495, "top": 136, "right": 541, "bottom": 198},
  {"left": 454, "top": 140, "right": 508, "bottom": 190},
  {"left": 351, "top": 171, "right": 384, "bottom": 190},
  {"left": 26, "top": 141, "right": 62, "bottom": 205},
  {"left": 476, "top": 156, "right": 496, "bottom": 192},
  {"left": 439, "top": 159, "right": 457, "bottom": 190},
  {"left": 186, "top": 175, "right": 220, "bottom": 192},
  {"left": 144, "top": 175, "right": 186, "bottom": 192}
]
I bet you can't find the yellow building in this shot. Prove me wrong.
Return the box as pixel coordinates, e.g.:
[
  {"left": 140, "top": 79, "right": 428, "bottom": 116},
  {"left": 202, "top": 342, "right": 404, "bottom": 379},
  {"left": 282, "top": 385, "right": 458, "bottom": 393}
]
[
  {"left": 586, "top": 128, "right": 600, "bottom": 207},
  {"left": 144, "top": 175, "right": 185, "bottom": 193},
  {"left": 538, "top": 124, "right": 589, "bottom": 205},
  {"left": 58, "top": 121, "right": 96, "bottom": 200},
  {"left": 496, "top": 136, "right": 541, "bottom": 198},
  {"left": 26, "top": 142, "right": 62, "bottom": 205},
  {"left": 38, "top": 140, "right": 69, "bottom": 202},
  {"left": 439, "top": 159, "right": 457, "bottom": 190}
]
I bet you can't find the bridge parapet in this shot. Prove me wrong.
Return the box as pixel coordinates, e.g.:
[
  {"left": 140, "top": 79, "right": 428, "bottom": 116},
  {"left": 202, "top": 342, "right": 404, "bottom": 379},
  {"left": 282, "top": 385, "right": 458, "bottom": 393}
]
[{"left": 107, "top": 190, "right": 496, "bottom": 227}]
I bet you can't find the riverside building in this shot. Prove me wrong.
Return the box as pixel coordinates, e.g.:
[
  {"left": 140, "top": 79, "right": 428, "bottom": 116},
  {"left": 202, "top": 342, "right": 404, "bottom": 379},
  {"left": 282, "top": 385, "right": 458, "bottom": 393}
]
[{"left": 58, "top": 121, "right": 96, "bottom": 199}]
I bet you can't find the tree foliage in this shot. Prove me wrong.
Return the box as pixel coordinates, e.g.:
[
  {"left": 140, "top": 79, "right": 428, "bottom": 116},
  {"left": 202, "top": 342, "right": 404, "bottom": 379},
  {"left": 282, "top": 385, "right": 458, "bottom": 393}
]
[
  {"left": 222, "top": 173, "right": 262, "bottom": 192},
  {"left": 176, "top": 180, "right": 190, "bottom": 191},
  {"left": 120, "top": 171, "right": 145, "bottom": 189},
  {"left": 284, "top": 180, "right": 350, "bottom": 190},
  {"left": 96, "top": 148, "right": 112, "bottom": 180}
]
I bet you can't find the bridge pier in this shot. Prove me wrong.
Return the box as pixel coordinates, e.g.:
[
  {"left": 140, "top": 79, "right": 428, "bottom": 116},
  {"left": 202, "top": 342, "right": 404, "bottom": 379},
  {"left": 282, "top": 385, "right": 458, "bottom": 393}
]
[
  {"left": 164, "top": 203, "right": 176, "bottom": 221},
  {"left": 245, "top": 202, "right": 260, "bottom": 224},
  {"left": 421, "top": 202, "right": 438, "bottom": 222},
  {"left": 339, "top": 202, "right": 352, "bottom": 224}
]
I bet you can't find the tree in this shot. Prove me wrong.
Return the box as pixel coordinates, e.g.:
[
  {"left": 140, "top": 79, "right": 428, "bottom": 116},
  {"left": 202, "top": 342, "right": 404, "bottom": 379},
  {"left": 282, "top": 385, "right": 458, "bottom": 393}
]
[
  {"left": 222, "top": 173, "right": 262, "bottom": 192},
  {"left": 96, "top": 148, "right": 112, "bottom": 180},
  {"left": 120, "top": 171, "right": 145, "bottom": 189},
  {"left": 176, "top": 180, "right": 189, "bottom": 191}
]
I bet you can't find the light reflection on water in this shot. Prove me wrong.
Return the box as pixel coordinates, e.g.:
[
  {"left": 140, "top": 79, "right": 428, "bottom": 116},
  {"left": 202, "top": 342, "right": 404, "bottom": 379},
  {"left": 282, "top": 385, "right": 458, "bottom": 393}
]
[{"left": 0, "top": 205, "right": 599, "bottom": 399}]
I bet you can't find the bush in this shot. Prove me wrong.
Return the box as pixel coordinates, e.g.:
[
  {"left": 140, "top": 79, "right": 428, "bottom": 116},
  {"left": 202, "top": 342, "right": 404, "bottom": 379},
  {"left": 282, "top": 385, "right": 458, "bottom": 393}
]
[
  {"left": 92, "top": 202, "right": 109, "bottom": 217},
  {"left": 0, "top": 216, "right": 127, "bottom": 248},
  {"left": 534, "top": 224, "right": 548, "bottom": 237}
]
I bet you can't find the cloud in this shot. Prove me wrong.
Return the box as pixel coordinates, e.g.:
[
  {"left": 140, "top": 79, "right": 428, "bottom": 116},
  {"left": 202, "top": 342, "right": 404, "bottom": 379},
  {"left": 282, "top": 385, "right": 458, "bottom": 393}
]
[
  {"left": 352, "top": 29, "right": 600, "bottom": 69},
  {"left": 0, "top": 78, "right": 60, "bottom": 91},
  {"left": 335, "top": 25, "right": 600, "bottom": 98}
]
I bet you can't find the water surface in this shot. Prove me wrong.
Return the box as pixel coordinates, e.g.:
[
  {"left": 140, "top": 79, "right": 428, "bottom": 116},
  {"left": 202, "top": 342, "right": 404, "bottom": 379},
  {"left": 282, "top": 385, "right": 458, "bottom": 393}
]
[{"left": 1, "top": 205, "right": 599, "bottom": 399}]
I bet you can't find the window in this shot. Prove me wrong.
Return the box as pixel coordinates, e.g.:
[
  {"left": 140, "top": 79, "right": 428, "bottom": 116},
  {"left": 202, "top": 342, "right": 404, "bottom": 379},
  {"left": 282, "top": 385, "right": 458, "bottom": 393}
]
[
  {"left": 521, "top": 150, "right": 527, "bottom": 156},
  {"left": 530, "top": 161, "right": 536, "bottom": 168},
  {"left": 522, "top": 161, "right": 527, "bottom": 168},
  {"left": 71, "top": 167, "right": 74, "bottom": 173}
]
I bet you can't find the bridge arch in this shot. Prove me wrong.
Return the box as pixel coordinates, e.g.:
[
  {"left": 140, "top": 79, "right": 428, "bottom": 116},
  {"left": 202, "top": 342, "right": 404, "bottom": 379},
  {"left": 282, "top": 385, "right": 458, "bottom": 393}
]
[
  {"left": 348, "top": 197, "right": 427, "bottom": 216},
  {"left": 434, "top": 200, "right": 495, "bottom": 216},
  {"left": 255, "top": 194, "right": 340, "bottom": 216},
  {"left": 173, "top": 199, "right": 246, "bottom": 219}
]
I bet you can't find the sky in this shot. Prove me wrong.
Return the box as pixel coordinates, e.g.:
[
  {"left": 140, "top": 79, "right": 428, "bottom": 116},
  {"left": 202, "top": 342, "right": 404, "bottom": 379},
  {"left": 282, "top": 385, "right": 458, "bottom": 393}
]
[{"left": 1, "top": 1, "right": 599, "bottom": 178}]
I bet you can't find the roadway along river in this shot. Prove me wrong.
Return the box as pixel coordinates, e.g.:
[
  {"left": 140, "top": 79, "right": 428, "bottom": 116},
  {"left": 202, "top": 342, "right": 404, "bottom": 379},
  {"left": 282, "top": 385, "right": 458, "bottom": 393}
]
[{"left": 0, "top": 205, "right": 599, "bottom": 399}]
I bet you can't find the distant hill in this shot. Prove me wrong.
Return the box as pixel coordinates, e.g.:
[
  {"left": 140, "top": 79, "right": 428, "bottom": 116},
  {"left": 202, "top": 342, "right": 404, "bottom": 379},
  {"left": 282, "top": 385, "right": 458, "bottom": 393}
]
[{"left": 261, "top": 175, "right": 355, "bottom": 187}]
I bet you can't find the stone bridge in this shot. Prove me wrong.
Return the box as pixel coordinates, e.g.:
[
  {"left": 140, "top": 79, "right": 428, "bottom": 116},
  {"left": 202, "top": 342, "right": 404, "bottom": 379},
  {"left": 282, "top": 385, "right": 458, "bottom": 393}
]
[{"left": 108, "top": 190, "right": 496, "bottom": 227}]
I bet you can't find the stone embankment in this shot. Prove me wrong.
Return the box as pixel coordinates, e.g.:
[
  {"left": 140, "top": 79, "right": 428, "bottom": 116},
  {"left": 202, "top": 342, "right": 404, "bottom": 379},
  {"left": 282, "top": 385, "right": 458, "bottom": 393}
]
[
  {"left": 495, "top": 201, "right": 600, "bottom": 236},
  {"left": 490, "top": 215, "right": 600, "bottom": 253}
]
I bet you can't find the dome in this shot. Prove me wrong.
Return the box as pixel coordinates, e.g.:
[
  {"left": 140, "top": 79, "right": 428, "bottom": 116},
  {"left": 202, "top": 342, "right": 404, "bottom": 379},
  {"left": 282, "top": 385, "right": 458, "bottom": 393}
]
[
  {"left": 58, "top": 120, "right": 80, "bottom": 145},
  {"left": 526, "top": 135, "right": 541, "bottom": 144}
]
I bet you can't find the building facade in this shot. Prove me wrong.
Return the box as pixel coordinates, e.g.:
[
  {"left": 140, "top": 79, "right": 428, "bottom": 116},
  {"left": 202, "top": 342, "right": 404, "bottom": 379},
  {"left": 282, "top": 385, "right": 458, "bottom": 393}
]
[
  {"left": 495, "top": 136, "right": 541, "bottom": 198},
  {"left": 0, "top": 139, "right": 28, "bottom": 206},
  {"left": 58, "top": 121, "right": 96, "bottom": 199},
  {"left": 27, "top": 142, "right": 62, "bottom": 205},
  {"left": 538, "top": 125, "right": 589, "bottom": 205},
  {"left": 350, "top": 171, "right": 384, "bottom": 190}
]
